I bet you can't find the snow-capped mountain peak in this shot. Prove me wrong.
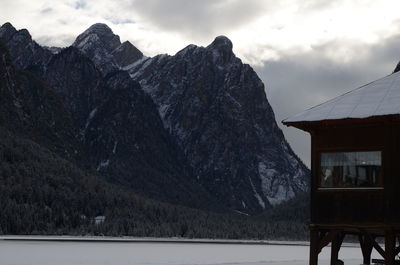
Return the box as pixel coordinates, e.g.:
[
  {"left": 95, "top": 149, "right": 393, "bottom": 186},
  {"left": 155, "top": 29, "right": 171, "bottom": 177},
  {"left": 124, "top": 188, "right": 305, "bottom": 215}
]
[
  {"left": 207, "top": 35, "right": 233, "bottom": 51},
  {"left": 72, "top": 24, "right": 143, "bottom": 74},
  {"left": 0, "top": 22, "right": 310, "bottom": 214},
  {"left": 129, "top": 35, "right": 310, "bottom": 213},
  {"left": 0, "top": 22, "right": 17, "bottom": 43},
  {"left": 73, "top": 23, "right": 121, "bottom": 52},
  {"left": 206, "top": 35, "right": 235, "bottom": 65}
]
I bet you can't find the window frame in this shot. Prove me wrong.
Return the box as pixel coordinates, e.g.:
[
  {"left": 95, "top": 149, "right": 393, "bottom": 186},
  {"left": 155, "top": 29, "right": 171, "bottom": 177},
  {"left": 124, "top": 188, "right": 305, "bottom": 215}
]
[{"left": 316, "top": 149, "right": 384, "bottom": 191}]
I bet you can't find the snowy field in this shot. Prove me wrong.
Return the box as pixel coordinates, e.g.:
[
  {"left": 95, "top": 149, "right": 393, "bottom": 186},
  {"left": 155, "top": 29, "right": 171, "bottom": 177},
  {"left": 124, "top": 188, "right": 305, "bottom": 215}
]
[{"left": 0, "top": 237, "right": 381, "bottom": 265}]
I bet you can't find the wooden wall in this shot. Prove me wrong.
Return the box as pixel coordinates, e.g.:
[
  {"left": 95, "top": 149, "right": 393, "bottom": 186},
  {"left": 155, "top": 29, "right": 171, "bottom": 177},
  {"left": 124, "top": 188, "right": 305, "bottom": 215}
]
[{"left": 310, "top": 122, "right": 400, "bottom": 224}]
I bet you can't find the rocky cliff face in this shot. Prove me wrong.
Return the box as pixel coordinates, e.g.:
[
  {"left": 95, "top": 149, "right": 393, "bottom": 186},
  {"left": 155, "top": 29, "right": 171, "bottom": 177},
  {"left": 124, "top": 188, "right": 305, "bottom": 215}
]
[
  {"left": 0, "top": 22, "right": 309, "bottom": 214},
  {"left": 0, "top": 23, "right": 217, "bottom": 211},
  {"left": 393, "top": 61, "right": 400, "bottom": 73},
  {"left": 72, "top": 23, "right": 143, "bottom": 74},
  {"left": 0, "top": 42, "right": 84, "bottom": 164},
  {"left": 126, "top": 36, "right": 309, "bottom": 213},
  {"left": 0, "top": 22, "right": 52, "bottom": 73}
]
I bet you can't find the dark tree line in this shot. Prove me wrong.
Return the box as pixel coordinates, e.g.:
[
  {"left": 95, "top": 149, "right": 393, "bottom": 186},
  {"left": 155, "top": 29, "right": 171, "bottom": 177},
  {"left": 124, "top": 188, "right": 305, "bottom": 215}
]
[{"left": 0, "top": 127, "right": 309, "bottom": 240}]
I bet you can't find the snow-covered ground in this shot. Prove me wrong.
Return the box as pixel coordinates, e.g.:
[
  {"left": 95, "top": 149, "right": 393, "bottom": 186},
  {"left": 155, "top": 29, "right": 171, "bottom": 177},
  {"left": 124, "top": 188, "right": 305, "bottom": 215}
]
[{"left": 0, "top": 237, "right": 381, "bottom": 265}]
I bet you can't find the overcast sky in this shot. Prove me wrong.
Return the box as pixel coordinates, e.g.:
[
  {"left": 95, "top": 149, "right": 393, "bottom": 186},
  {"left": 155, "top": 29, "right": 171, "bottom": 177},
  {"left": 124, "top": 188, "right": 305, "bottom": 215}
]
[{"left": 2, "top": 0, "right": 400, "bottom": 166}]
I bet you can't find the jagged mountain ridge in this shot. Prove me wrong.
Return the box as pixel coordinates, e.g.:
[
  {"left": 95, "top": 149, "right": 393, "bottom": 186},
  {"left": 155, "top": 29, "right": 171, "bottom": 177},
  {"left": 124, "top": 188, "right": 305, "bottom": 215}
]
[
  {"left": 70, "top": 23, "right": 310, "bottom": 213},
  {"left": 124, "top": 36, "right": 309, "bottom": 212},
  {"left": 72, "top": 23, "right": 143, "bottom": 74},
  {"left": 44, "top": 47, "right": 199, "bottom": 202},
  {"left": 0, "top": 22, "right": 309, "bottom": 214},
  {"left": 0, "top": 40, "right": 85, "bottom": 165},
  {"left": 0, "top": 23, "right": 218, "bottom": 211},
  {"left": 0, "top": 22, "right": 52, "bottom": 73}
]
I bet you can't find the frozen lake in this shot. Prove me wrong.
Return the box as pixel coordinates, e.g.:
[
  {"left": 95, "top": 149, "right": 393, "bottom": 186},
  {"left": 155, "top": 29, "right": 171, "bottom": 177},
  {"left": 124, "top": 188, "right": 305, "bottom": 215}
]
[{"left": 0, "top": 237, "right": 380, "bottom": 265}]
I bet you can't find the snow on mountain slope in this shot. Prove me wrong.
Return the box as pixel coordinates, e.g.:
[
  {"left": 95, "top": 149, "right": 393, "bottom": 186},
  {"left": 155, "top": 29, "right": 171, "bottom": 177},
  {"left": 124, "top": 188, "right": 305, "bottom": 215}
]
[
  {"left": 1, "top": 22, "right": 310, "bottom": 214},
  {"left": 72, "top": 23, "right": 143, "bottom": 74},
  {"left": 127, "top": 36, "right": 310, "bottom": 213}
]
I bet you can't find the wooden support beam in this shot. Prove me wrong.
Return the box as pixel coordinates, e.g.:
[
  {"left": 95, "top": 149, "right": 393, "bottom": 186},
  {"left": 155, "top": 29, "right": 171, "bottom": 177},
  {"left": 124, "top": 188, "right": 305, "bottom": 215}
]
[
  {"left": 310, "top": 229, "right": 319, "bottom": 265},
  {"left": 385, "top": 230, "right": 396, "bottom": 265},
  {"left": 309, "top": 228, "right": 344, "bottom": 265},
  {"left": 331, "top": 232, "right": 344, "bottom": 265},
  {"left": 360, "top": 229, "right": 385, "bottom": 258},
  {"left": 395, "top": 236, "right": 400, "bottom": 256},
  {"left": 396, "top": 246, "right": 400, "bottom": 256},
  {"left": 359, "top": 234, "right": 374, "bottom": 265},
  {"left": 318, "top": 230, "right": 340, "bottom": 253}
]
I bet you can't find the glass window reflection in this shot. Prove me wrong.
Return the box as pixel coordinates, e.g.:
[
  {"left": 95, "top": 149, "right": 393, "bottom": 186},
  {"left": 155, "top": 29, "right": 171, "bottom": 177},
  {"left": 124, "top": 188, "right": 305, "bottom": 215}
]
[{"left": 320, "top": 151, "right": 382, "bottom": 188}]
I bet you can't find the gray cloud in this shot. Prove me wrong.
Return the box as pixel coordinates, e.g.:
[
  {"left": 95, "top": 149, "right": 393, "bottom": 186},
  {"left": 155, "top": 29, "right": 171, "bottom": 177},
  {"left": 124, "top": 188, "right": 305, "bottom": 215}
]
[
  {"left": 40, "top": 8, "right": 53, "bottom": 14},
  {"left": 2, "top": 0, "right": 400, "bottom": 168},
  {"left": 255, "top": 34, "right": 400, "bottom": 166},
  {"left": 127, "top": 0, "right": 266, "bottom": 40},
  {"left": 36, "top": 34, "right": 76, "bottom": 48},
  {"left": 107, "top": 18, "right": 135, "bottom": 25},
  {"left": 74, "top": 0, "right": 86, "bottom": 10},
  {"left": 298, "top": 0, "right": 345, "bottom": 12}
]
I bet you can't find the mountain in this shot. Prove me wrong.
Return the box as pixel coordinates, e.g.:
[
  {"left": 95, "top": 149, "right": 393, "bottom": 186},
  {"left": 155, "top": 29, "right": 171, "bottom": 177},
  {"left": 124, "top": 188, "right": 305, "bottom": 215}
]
[
  {"left": 0, "top": 40, "right": 85, "bottom": 165},
  {"left": 45, "top": 47, "right": 219, "bottom": 210},
  {"left": 0, "top": 114, "right": 281, "bottom": 238},
  {"left": 0, "top": 122, "right": 304, "bottom": 239},
  {"left": 124, "top": 36, "right": 310, "bottom": 213},
  {"left": 0, "top": 23, "right": 217, "bottom": 211},
  {"left": 72, "top": 23, "right": 143, "bottom": 74},
  {"left": 0, "top": 22, "right": 52, "bottom": 74},
  {"left": 0, "top": 36, "right": 307, "bottom": 239},
  {"left": 70, "top": 24, "right": 310, "bottom": 213},
  {"left": 0, "top": 22, "right": 309, "bottom": 216}
]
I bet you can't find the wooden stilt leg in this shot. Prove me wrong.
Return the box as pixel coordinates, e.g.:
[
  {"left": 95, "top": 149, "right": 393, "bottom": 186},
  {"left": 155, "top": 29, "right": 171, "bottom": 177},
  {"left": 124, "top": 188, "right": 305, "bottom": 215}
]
[
  {"left": 359, "top": 234, "right": 373, "bottom": 265},
  {"left": 385, "top": 230, "right": 396, "bottom": 265},
  {"left": 310, "top": 228, "right": 319, "bottom": 265},
  {"left": 330, "top": 232, "right": 343, "bottom": 265}
]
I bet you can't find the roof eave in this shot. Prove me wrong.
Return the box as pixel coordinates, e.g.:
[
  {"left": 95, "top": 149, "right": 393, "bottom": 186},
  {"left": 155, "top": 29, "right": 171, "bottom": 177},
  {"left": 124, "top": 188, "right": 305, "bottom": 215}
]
[
  {"left": 282, "top": 120, "right": 315, "bottom": 132},
  {"left": 283, "top": 114, "right": 400, "bottom": 132}
]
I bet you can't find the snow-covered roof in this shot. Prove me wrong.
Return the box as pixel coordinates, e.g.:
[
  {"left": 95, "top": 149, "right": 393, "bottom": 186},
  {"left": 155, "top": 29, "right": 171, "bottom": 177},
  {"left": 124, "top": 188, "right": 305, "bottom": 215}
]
[{"left": 283, "top": 70, "right": 400, "bottom": 125}]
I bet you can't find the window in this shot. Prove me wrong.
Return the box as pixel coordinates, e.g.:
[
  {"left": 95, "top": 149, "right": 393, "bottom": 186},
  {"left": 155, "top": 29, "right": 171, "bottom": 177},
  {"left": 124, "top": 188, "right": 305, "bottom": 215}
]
[{"left": 319, "top": 151, "right": 382, "bottom": 188}]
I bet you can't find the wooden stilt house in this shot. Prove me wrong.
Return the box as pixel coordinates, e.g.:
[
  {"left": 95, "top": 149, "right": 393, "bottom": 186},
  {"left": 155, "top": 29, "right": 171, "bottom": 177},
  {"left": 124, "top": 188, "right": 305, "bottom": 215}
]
[{"left": 283, "top": 71, "right": 400, "bottom": 265}]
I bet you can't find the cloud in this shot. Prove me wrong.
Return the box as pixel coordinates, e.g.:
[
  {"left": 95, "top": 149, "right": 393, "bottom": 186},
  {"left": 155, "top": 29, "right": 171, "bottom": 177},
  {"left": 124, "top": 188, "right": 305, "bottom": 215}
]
[
  {"left": 2, "top": 0, "right": 400, "bottom": 165},
  {"left": 40, "top": 7, "right": 53, "bottom": 14},
  {"left": 126, "top": 0, "right": 266, "bottom": 40},
  {"left": 74, "top": 0, "right": 86, "bottom": 10},
  {"left": 297, "top": 0, "right": 346, "bottom": 12},
  {"left": 107, "top": 18, "right": 135, "bottom": 25},
  {"left": 254, "top": 33, "right": 400, "bottom": 166},
  {"left": 2, "top": 0, "right": 400, "bottom": 61}
]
